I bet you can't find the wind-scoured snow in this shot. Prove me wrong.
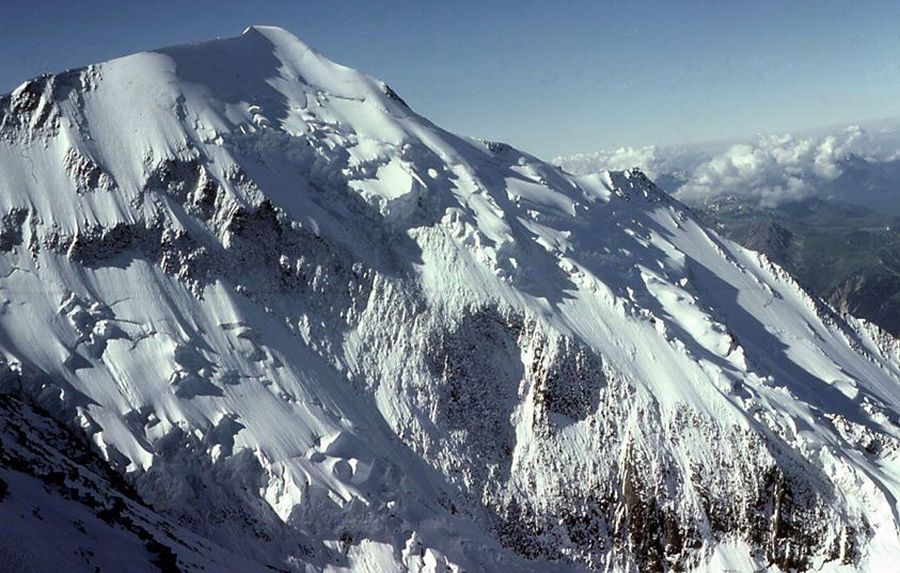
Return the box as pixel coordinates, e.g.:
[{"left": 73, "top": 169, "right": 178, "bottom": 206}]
[{"left": 1, "top": 26, "right": 899, "bottom": 572}]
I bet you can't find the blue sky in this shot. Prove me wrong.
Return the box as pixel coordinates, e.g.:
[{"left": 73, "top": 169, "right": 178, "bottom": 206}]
[{"left": 2, "top": 1, "right": 899, "bottom": 157}]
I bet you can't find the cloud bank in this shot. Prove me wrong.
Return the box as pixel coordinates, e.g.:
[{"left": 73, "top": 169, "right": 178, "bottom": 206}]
[{"left": 555, "top": 125, "right": 900, "bottom": 209}]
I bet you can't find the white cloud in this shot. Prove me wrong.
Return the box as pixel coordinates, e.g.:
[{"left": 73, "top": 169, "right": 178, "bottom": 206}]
[
  {"left": 558, "top": 146, "right": 659, "bottom": 176},
  {"left": 555, "top": 124, "right": 900, "bottom": 208},
  {"left": 555, "top": 145, "right": 690, "bottom": 181}
]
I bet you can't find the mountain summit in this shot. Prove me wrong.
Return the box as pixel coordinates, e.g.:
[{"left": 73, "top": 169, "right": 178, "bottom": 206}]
[{"left": 1, "top": 27, "right": 899, "bottom": 572}]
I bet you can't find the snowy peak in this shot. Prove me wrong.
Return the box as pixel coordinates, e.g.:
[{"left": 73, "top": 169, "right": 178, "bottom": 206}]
[
  {"left": 153, "top": 24, "right": 397, "bottom": 107},
  {"left": 241, "top": 24, "right": 302, "bottom": 40},
  {"left": 238, "top": 24, "right": 329, "bottom": 63},
  {"left": 1, "top": 27, "right": 900, "bottom": 573}
]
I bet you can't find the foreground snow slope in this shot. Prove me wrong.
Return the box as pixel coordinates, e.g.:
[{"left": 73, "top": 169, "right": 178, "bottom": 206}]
[
  {"left": 1, "top": 26, "right": 899, "bottom": 572},
  {"left": 0, "top": 393, "right": 271, "bottom": 573}
]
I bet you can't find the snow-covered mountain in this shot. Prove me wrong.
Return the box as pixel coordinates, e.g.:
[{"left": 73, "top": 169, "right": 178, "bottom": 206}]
[{"left": 2, "top": 26, "right": 900, "bottom": 572}]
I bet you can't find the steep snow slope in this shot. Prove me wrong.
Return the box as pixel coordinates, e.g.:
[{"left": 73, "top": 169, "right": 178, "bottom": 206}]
[
  {"left": 0, "top": 392, "right": 271, "bottom": 572},
  {"left": 1, "top": 26, "right": 899, "bottom": 572}
]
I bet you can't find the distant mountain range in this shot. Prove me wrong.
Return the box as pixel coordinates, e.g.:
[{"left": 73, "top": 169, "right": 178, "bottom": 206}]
[{"left": 696, "top": 195, "right": 900, "bottom": 335}]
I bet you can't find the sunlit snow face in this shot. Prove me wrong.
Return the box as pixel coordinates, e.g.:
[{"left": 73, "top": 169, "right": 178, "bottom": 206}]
[{"left": 3, "top": 25, "right": 900, "bottom": 573}]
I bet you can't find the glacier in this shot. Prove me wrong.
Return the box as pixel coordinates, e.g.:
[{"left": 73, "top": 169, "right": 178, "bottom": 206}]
[{"left": 0, "top": 25, "right": 899, "bottom": 572}]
